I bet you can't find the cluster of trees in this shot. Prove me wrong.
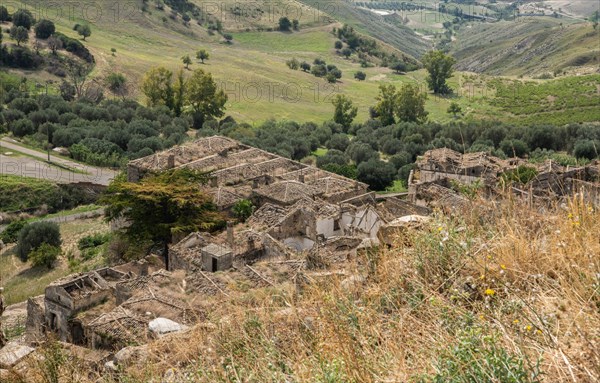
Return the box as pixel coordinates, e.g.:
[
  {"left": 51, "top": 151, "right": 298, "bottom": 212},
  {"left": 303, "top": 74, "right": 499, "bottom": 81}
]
[
  {"left": 141, "top": 67, "right": 227, "bottom": 128},
  {"left": 278, "top": 17, "right": 299, "bottom": 31},
  {"left": 287, "top": 57, "right": 343, "bottom": 83},
  {"left": 372, "top": 83, "right": 428, "bottom": 125},
  {"left": 0, "top": 8, "right": 94, "bottom": 70},
  {"left": 15, "top": 221, "right": 62, "bottom": 268},
  {"left": 334, "top": 24, "right": 419, "bottom": 70},
  {"left": 0, "top": 95, "right": 192, "bottom": 166},
  {"left": 195, "top": 110, "right": 600, "bottom": 191}
]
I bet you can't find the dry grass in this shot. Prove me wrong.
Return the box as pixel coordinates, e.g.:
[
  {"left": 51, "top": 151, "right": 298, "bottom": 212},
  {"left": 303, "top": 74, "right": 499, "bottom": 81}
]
[{"left": 9, "top": 195, "right": 600, "bottom": 382}]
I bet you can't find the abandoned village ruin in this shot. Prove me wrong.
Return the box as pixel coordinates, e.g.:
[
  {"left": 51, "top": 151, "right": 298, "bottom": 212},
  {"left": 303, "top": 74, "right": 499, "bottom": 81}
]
[{"left": 2, "top": 137, "right": 600, "bottom": 376}]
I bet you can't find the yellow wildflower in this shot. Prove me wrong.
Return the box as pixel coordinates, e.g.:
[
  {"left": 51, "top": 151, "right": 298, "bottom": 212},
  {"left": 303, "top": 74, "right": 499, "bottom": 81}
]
[
  {"left": 568, "top": 213, "right": 573, "bottom": 219},
  {"left": 485, "top": 288, "right": 496, "bottom": 297},
  {"left": 500, "top": 264, "right": 506, "bottom": 270},
  {"left": 513, "top": 319, "right": 519, "bottom": 324},
  {"left": 525, "top": 325, "right": 532, "bottom": 332}
]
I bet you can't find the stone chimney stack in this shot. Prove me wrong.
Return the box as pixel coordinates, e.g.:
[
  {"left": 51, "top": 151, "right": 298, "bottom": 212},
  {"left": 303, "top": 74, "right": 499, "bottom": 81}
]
[
  {"left": 299, "top": 174, "right": 305, "bottom": 183},
  {"left": 167, "top": 154, "right": 175, "bottom": 169},
  {"left": 226, "top": 221, "right": 234, "bottom": 248},
  {"left": 210, "top": 177, "right": 218, "bottom": 187},
  {"left": 252, "top": 178, "right": 259, "bottom": 189}
]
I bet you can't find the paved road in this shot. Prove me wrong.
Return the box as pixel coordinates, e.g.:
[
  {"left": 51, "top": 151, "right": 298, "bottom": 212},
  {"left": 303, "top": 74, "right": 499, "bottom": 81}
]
[{"left": 0, "top": 138, "right": 117, "bottom": 186}]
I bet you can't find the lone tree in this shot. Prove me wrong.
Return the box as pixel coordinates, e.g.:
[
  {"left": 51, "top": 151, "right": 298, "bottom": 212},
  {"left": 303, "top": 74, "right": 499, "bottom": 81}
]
[
  {"left": 106, "top": 72, "right": 128, "bottom": 98},
  {"left": 74, "top": 23, "right": 91, "bottom": 40},
  {"left": 391, "top": 61, "right": 407, "bottom": 74},
  {"left": 422, "top": 50, "right": 456, "bottom": 95},
  {"left": 196, "top": 49, "right": 209, "bottom": 63},
  {"left": 182, "top": 54, "right": 192, "bottom": 69},
  {"left": 10, "top": 26, "right": 29, "bottom": 46},
  {"left": 395, "top": 83, "right": 428, "bottom": 123},
  {"left": 447, "top": 101, "right": 462, "bottom": 118},
  {"left": 332, "top": 94, "right": 358, "bottom": 129},
  {"left": 34, "top": 19, "right": 55, "bottom": 39},
  {"left": 223, "top": 34, "right": 233, "bottom": 44},
  {"left": 185, "top": 68, "right": 228, "bottom": 128},
  {"left": 279, "top": 17, "right": 292, "bottom": 31},
  {"left": 47, "top": 35, "right": 63, "bottom": 55},
  {"left": 341, "top": 48, "right": 352, "bottom": 59},
  {"left": 354, "top": 71, "right": 366, "bottom": 81},
  {"left": 12, "top": 9, "right": 34, "bottom": 29},
  {"left": 103, "top": 170, "right": 224, "bottom": 269}
]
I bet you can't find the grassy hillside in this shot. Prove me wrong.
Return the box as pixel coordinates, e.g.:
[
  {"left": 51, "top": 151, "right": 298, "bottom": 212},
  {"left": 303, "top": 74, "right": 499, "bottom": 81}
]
[
  {"left": 452, "top": 18, "right": 600, "bottom": 76},
  {"left": 3, "top": 0, "right": 597, "bottom": 125},
  {"left": 297, "top": 0, "right": 431, "bottom": 59},
  {"left": 0, "top": 216, "right": 109, "bottom": 305}
]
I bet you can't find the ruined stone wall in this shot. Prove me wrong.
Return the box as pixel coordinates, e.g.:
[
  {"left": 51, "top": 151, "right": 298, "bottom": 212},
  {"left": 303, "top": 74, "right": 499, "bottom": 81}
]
[
  {"left": 45, "top": 286, "right": 74, "bottom": 310},
  {"left": 419, "top": 169, "right": 483, "bottom": 185},
  {"left": 71, "top": 290, "right": 112, "bottom": 313},
  {"left": 26, "top": 295, "right": 45, "bottom": 344},
  {"left": 168, "top": 248, "right": 197, "bottom": 272},
  {"left": 127, "top": 164, "right": 141, "bottom": 182},
  {"left": 44, "top": 300, "right": 73, "bottom": 342}
]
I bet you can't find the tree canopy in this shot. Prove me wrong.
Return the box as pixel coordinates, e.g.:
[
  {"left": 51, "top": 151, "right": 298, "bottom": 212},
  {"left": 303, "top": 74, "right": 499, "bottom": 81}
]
[
  {"left": 102, "top": 169, "right": 224, "bottom": 268},
  {"left": 395, "top": 83, "right": 428, "bottom": 123},
  {"left": 332, "top": 95, "right": 358, "bottom": 129},
  {"left": 422, "top": 50, "right": 456, "bottom": 95},
  {"left": 185, "top": 68, "right": 228, "bottom": 128}
]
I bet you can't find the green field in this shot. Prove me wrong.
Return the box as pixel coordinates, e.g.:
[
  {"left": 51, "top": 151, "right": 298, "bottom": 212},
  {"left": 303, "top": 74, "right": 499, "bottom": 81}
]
[{"left": 3, "top": 0, "right": 598, "bottom": 126}]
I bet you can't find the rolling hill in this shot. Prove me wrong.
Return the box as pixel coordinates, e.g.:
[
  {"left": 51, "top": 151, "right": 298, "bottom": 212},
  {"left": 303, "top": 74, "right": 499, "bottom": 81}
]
[
  {"left": 1, "top": 0, "right": 598, "bottom": 125},
  {"left": 452, "top": 17, "right": 600, "bottom": 76}
]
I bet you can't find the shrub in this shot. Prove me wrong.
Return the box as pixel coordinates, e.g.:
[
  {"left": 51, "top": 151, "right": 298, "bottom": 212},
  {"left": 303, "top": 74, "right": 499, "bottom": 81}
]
[
  {"left": 357, "top": 159, "right": 396, "bottom": 190},
  {"left": 29, "top": 243, "right": 61, "bottom": 269},
  {"left": 0, "top": 220, "right": 27, "bottom": 243},
  {"left": 12, "top": 9, "right": 34, "bottom": 30},
  {"left": 10, "top": 118, "right": 35, "bottom": 136},
  {"left": 501, "top": 165, "right": 538, "bottom": 185},
  {"left": 16, "top": 221, "right": 62, "bottom": 262},
  {"left": 232, "top": 199, "right": 255, "bottom": 222},
  {"left": 78, "top": 233, "right": 111, "bottom": 250},
  {"left": 354, "top": 71, "right": 366, "bottom": 81},
  {"left": 415, "top": 327, "right": 542, "bottom": 383},
  {"left": 34, "top": 20, "right": 55, "bottom": 39},
  {"left": 573, "top": 139, "right": 599, "bottom": 160}
]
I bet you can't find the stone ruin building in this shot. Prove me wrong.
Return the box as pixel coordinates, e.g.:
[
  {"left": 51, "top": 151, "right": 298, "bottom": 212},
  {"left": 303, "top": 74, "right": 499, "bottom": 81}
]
[
  {"left": 409, "top": 147, "right": 600, "bottom": 209},
  {"left": 127, "top": 136, "right": 428, "bottom": 275}
]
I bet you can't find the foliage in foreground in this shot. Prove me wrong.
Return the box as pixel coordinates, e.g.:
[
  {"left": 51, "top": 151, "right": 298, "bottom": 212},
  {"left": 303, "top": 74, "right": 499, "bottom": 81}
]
[{"left": 14, "top": 195, "right": 598, "bottom": 382}]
